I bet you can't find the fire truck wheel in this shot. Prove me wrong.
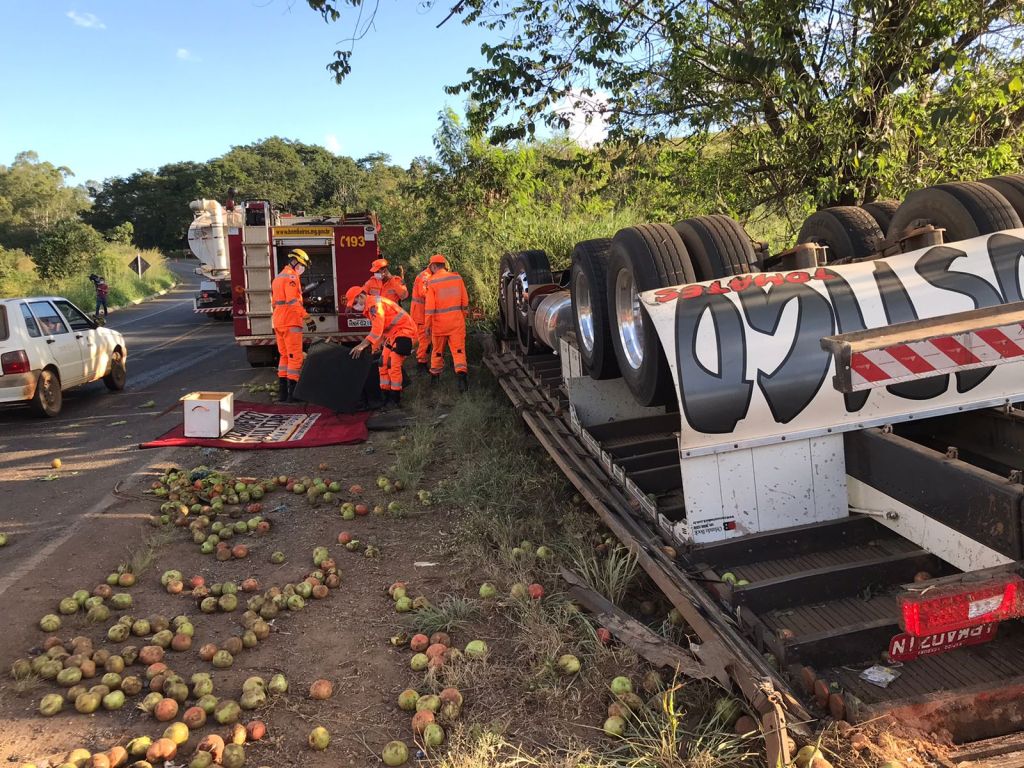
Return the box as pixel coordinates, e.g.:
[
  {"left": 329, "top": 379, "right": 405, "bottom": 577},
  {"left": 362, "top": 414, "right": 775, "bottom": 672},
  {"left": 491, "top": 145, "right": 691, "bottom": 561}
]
[
  {"left": 673, "top": 215, "right": 758, "bottom": 279},
  {"left": 860, "top": 200, "right": 900, "bottom": 233},
  {"left": 797, "top": 206, "right": 883, "bottom": 262},
  {"left": 606, "top": 224, "right": 695, "bottom": 407},
  {"left": 570, "top": 238, "right": 619, "bottom": 380},
  {"left": 511, "top": 250, "right": 552, "bottom": 355},
  {"left": 980, "top": 175, "right": 1024, "bottom": 220},
  {"left": 497, "top": 252, "right": 516, "bottom": 340},
  {"left": 887, "top": 181, "right": 1022, "bottom": 242}
]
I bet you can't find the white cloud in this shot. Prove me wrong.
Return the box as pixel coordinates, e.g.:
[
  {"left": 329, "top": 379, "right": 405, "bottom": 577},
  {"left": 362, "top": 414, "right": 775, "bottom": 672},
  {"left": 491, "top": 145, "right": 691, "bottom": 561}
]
[
  {"left": 67, "top": 10, "right": 105, "bottom": 29},
  {"left": 324, "top": 134, "right": 342, "bottom": 155},
  {"left": 176, "top": 48, "right": 201, "bottom": 62},
  {"left": 554, "top": 89, "right": 610, "bottom": 148}
]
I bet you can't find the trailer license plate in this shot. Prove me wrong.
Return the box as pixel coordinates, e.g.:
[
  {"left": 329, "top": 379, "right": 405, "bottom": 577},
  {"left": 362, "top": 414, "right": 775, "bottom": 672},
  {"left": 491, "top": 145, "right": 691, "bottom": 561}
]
[
  {"left": 347, "top": 318, "right": 371, "bottom": 327},
  {"left": 888, "top": 622, "right": 998, "bottom": 662}
]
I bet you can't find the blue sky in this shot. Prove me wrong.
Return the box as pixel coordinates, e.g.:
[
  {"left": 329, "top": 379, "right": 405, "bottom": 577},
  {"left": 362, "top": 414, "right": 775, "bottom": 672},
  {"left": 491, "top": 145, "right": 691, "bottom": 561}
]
[{"left": 0, "top": 2, "right": 498, "bottom": 183}]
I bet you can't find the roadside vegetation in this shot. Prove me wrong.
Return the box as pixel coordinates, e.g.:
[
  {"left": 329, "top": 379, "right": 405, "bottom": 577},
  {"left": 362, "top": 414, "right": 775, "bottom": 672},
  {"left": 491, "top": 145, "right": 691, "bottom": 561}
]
[{"left": 0, "top": 152, "right": 173, "bottom": 306}]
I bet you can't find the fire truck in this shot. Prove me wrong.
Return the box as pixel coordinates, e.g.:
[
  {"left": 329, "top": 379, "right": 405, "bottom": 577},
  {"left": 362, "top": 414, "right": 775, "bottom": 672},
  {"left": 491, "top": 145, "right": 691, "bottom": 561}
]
[
  {"left": 187, "top": 196, "right": 379, "bottom": 364},
  {"left": 488, "top": 176, "right": 1024, "bottom": 764}
]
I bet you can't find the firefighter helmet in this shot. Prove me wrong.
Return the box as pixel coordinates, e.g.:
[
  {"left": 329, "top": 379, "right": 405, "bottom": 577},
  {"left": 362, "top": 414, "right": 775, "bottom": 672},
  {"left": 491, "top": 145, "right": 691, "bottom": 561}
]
[
  {"left": 345, "top": 286, "right": 365, "bottom": 307},
  {"left": 288, "top": 249, "right": 311, "bottom": 267}
]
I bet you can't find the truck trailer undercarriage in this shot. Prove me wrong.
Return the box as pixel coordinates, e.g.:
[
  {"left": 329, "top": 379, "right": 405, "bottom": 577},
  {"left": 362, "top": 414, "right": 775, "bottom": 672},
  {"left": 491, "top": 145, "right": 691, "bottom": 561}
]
[{"left": 487, "top": 177, "right": 1024, "bottom": 766}]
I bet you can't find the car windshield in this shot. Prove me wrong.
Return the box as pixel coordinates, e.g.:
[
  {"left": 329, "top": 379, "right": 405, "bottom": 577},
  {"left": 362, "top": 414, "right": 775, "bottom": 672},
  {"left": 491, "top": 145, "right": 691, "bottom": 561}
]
[{"left": 29, "top": 300, "right": 68, "bottom": 336}]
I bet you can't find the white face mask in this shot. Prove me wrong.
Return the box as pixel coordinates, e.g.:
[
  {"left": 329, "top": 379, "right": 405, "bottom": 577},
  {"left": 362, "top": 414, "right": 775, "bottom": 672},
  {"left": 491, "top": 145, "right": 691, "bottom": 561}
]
[
  {"left": 295, "top": 264, "right": 306, "bottom": 276},
  {"left": 373, "top": 272, "right": 383, "bottom": 280},
  {"left": 354, "top": 298, "right": 365, "bottom": 312}
]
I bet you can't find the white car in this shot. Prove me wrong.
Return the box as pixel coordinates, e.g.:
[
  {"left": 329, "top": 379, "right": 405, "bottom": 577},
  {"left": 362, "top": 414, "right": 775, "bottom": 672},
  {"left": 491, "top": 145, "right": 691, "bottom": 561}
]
[{"left": 0, "top": 297, "right": 127, "bottom": 417}]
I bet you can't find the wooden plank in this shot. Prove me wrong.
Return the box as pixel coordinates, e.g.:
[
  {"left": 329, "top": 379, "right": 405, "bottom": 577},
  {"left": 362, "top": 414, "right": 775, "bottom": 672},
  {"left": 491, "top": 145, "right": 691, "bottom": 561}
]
[
  {"left": 560, "top": 567, "right": 708, "bottom": 679},
  {"left": 692, "top": 514, "right": 889, "bottom": 570},
  {"left": 733, "top": 550, "right": 943, "bottom": 613}
]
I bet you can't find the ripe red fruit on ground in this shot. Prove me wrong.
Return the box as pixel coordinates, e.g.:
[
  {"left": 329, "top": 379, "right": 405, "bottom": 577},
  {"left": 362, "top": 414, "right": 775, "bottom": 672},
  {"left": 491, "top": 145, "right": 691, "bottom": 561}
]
[
  {"left": 410, "top": 634, "right": 429, "bottom": 652},
  {"left": 337, "top": 532, "right": 353, "bottom": 545},
  {"left": 528, "top": 583, "right": 545, "bottom": 600},
  {"left": 596, "top": 627, "right": 612, "bottom": 646}
]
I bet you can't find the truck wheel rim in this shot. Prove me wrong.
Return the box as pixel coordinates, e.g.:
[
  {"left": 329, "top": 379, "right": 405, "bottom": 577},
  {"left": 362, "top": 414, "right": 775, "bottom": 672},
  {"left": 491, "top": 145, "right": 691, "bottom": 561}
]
[
  {"left": 614, "top": 268, "right": 644, "bottom": 370},
  {"left": 514, "top": 272, "right": 530, "bottom": 319},
  {"left": 574, "top": 269, "right": 595, "bottom": 353}
]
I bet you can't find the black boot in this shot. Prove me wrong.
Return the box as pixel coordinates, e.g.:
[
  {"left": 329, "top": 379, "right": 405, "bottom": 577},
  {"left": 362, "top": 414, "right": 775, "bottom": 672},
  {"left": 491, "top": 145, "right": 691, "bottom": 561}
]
[
  {"left": 430, "top": 374, "right": 440, "bottom": 386},
  {"left": 286, "top": 380, "right": 303, "bottom": 403},
  {"left": 457, "top": 373, "right": 468, "bottom": 393},
  {"left": 277, "top": 378, "right": 289, "bottom": 403},
  {"left": 391, "top": 390, "right": 402, "bottom": 408},
  {"left": 418, "top": 361, "right": 429, "bottom": 375}
]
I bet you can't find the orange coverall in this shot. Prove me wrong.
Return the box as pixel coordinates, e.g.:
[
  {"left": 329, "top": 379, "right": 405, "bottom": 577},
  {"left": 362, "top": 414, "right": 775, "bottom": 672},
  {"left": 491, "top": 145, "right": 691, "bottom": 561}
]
[
  {"left": 410, "top": 267, "right": 432, "bottom": 364},
  {"left": 364, "top": 296, "right": 417, "bottom": 392},
  {"left": 271, "top": 264, "right": 308, "bottom": 381},
  {"left": 363, "top": 274, "right": 408, "bottom": 304},
  {"left": 425, "top": 269, "right": 469, "bottom": 375}
]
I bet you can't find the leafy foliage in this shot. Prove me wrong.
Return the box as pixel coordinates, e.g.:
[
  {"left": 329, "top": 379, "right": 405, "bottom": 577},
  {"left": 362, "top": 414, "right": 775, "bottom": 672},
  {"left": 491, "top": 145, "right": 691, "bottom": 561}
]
[
  {"left": 32, "top": 218, "right": 104, "bottom": 280},
  {"left": 0, "top": 152, "right": 90, "bottom": 250},
  {"left": 308, "top": 0, "right": 1024, "bottom": 213}
]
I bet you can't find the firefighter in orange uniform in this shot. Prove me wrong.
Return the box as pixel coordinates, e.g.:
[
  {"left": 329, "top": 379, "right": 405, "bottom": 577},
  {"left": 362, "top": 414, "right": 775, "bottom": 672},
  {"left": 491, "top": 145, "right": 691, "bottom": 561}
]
[
  {"left": 272, "top": 249, "right": 316, "bottom": 403},
  {"left": 410, "top": 261, "right": 433, "bottom": 374},
  {"left": 424, "top": 254, "right": 470, "bottom": 392},
  {"left": 346, "top": 286, "right": 417, "bottom": 407},
  {"left": 363, "top": 258, "right": 408, "bottom": 303}
]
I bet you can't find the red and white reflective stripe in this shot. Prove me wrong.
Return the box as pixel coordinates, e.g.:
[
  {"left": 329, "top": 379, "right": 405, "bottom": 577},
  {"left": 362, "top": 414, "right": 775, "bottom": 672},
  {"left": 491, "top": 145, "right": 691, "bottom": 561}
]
[
  {"left": 849, "top": 321, "right": 1024, "bottom": 390},
  {"left": 194, "top": 306, "right": 231, "bottom": 314}
]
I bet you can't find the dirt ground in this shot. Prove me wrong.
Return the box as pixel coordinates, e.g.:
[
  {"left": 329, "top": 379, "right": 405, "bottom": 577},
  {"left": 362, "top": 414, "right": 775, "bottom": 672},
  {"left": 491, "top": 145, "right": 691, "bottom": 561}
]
[{"left": 0, "top": 378, "right": 653, "bottom": 768}]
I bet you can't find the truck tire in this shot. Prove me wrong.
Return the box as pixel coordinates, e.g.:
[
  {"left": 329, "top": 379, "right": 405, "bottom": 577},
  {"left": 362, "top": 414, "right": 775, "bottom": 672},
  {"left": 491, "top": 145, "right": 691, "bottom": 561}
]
[
  {"left": 860, "top": 200, "right": 900, "bottom": 233},
  {"left": 606, "top": 224, "right": 695, "bottom": 407},
  {"left": 673, "top": 215, "right": 757, "bottom": 279},
  {"left": 245, "top": 346, "right": 276, "bottom": 368},
  {"left": 31, "top": 368, "right": 62, "bottom": 417},
  {"left": 797, "top": 206, "right": 883, "bottom": 262},
  {"left": 497, "top": 252, "right": 516, "bottom": 340},
  {"left": 511, "top": 250, "right": 553, "bottom": 354},
  {"left": 980, "top": 175, "right": 1024, "bottom": 220},
  {"left": 887, "top": 181, "right": 1022, "bottom": 242},
  {"left": 570, "top": 238, "right": 618, "bottom": 379}
]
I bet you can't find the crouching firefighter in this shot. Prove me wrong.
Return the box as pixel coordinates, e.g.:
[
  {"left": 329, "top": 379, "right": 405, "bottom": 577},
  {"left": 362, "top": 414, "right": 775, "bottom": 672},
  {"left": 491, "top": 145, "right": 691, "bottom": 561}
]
[
  {"left": 272, "top": 249, "right": 317, "bottom": 403},
  {"left": 345, "top": 286, "right": 417, "bottom": 407}
]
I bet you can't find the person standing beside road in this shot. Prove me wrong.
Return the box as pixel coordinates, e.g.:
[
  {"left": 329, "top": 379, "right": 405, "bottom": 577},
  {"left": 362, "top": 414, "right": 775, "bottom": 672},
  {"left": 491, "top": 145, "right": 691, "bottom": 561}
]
[
  {"left": 410, "top": 260, "right": 433, "bottom": 374},
  {"left": 424, "top": 254, "right": 470, "bottom": 392},
  {"left": 272, "top": 249, "right": 316, "bottom": 403},
  {"left": 89, "top": 274, "right": 109, "bottom": 319},
  {"left": 363, "top": 258, "right": 409, "bottom": 304},
  {"left": 346, "top": 285, "right": 417, "bottom": 408}
]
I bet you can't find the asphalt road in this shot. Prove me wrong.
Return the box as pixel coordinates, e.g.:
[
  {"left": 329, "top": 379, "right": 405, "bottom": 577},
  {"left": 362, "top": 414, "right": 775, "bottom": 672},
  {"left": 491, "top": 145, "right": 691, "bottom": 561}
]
[{"left": 0, "top": 261, "right": 263, "bottom": 598}]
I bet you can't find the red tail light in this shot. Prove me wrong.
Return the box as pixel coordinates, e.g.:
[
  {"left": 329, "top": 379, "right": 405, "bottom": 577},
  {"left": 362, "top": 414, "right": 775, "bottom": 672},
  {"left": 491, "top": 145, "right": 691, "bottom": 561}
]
[
  {"left": 1, "top": 350, "right": 30, "bottom": 374},
  {"left": 201, "top": 292, "right": 211, "bottom": 299},
  {"left": 901, "top": 575, "right": 1024, "bottom": 636}
]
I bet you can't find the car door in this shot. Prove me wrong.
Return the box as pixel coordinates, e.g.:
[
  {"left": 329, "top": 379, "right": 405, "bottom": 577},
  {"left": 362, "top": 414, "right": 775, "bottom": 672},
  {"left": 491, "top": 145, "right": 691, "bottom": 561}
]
[
  {"left": 52, "top": 299, "right": 103, "bottom": 381},
  {"left": 28, "top": 300, "right": 84, "bottom": 386}
]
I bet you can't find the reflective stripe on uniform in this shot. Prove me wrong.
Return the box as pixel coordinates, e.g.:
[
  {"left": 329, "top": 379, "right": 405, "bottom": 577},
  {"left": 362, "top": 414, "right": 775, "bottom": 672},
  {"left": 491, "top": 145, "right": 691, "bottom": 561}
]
[
  {"left": 429, "top": 275, "right": 462, "bottom": 285},
  {"left": 411, "top": 297, "right": 425, "bottom": 304},
  {"left": 274, "top": 299, "right": 299, "bottom": 305},
  {"left": 425, "top": 305, "right": 468, "bottom": 314}
]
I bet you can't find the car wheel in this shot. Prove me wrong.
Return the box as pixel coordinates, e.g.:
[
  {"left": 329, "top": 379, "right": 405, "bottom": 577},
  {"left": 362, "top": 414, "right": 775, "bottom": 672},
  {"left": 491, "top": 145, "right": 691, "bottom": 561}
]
[
  {"left": 31, "top": 368, "right": 62, "bottom": 417},
  {"left": 104, "top": 349, "right": 127, "bottom": 391}
]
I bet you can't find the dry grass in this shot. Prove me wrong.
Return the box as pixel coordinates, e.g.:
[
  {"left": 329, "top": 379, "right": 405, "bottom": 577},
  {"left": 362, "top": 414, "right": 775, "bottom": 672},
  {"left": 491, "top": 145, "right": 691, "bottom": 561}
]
[{"left": 407, "top": 595, "right": 483, "bottom": 636}]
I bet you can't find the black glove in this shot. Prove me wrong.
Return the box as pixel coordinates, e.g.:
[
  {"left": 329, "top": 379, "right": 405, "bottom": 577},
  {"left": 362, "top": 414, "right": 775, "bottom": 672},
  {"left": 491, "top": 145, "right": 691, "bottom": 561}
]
[{"left": 305, "top": 318, "right": 317, "bottom": 333}]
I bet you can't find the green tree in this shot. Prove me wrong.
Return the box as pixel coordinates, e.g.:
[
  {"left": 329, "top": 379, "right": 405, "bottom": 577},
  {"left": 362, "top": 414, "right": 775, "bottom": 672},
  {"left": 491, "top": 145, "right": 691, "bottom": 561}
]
[
  {"left": 308, "top": 1, "right": 1024, "bottom": 215},
  {"left": 0, "top": 151, "right": 90, "bottom": 250},
  {"left": 33, "top": 219, "right": 104, "bottom": 281},
  {"left": 106, "top": 221, "right": 134, "bottom": 245}
]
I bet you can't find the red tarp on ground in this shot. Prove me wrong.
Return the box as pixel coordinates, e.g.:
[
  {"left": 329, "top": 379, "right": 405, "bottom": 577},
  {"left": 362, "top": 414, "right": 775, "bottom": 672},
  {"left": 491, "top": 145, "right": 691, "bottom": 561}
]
[{"left": 139, "top": 401, "right": 370, "bottom": 450}]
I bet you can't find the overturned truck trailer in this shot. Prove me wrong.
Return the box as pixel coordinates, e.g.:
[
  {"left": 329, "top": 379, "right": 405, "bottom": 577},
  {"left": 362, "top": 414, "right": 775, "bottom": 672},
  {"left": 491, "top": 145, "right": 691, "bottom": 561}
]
[{"left": 487, "top": 178, "right": 1024, "bottom": 766}]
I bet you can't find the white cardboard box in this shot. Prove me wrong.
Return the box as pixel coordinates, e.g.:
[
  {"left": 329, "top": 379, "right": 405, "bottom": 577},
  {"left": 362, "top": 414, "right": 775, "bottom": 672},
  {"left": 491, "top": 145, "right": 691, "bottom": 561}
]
[{"left": 181, "top": 392, "right": 235, "bottom": 438}]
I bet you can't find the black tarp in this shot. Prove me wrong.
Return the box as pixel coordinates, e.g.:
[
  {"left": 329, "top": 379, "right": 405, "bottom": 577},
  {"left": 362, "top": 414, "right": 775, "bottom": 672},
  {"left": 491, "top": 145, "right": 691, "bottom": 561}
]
[{"left": 293, "top": 342, "right": 378, "bottom": 413}]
